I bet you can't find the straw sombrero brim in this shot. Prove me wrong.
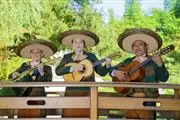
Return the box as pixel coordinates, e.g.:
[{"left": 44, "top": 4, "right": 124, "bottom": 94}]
[
  {"left": 16, "top": 40, "right": 57, "bottom": 59},
  {"left": 57, "top": 29, "right": 99, "bottom": 47},
  {"left": 118, "top": 28, "right": 162, "bottom": 53}
]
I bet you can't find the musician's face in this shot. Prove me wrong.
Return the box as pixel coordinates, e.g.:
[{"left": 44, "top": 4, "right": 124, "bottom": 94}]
[
  {"left": 72, "top": 38, "right": 85, "bottom": 53},
  {"left": 132, "top": 40, "right": 148, "bottom": 57},
  {"left": 30, "top": 49, "right": 43, "bottom": 61}
]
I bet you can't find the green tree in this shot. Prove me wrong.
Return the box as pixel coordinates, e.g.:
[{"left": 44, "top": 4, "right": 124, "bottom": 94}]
[
  {"left": 74, "top": 0, "right": 90, "bottom": 6},
  {"left": 174, "top": 0, "right": 180, "bottom": 18},
  {"left": 0, "top": 0, "right": 179, "bottom": 85},
  {"left": 164, "top": 0, "right": 176, "bottom": 11}
]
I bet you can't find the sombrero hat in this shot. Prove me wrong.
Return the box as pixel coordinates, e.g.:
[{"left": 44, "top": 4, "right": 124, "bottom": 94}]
[
  {"left": 118, "top": 28, "right": 162, "bottom": 53},
  {"left": 16, "top": 33, "right": 57, "bottom": 59},
  {"left": 57, "top": 29, "right": 99, "bottom": 47}
]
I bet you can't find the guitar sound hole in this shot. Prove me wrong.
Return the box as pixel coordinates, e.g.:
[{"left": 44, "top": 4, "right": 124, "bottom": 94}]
[{"left": 80, "top": 65, "right": 86, "bottom": 73}]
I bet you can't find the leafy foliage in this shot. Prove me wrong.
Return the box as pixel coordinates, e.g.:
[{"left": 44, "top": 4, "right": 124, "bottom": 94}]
[
  {"left": 0, "top": 0, "right": 179, "bottom": 87},
  {"left": 174, "top": 0, "right": 180, "bottom": 18}
]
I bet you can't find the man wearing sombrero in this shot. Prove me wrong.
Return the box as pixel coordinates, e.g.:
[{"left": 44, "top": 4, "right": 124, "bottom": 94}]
[
  {"left": 109, "top": 28, "right": 169, "bottom": 119},
  {"left": 55, "top": 29, "right": 111, "bottom": 117},
  {"left": 10, "top": 33, "right": 57, "bottom": 118}
]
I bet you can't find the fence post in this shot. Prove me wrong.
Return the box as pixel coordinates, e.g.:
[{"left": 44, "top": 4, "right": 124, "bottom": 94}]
[{"left": 90, "top": 86, "right": 98, "bottom": 120}]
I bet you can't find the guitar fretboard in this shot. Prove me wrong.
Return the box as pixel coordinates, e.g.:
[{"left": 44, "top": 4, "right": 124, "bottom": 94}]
[
  {"left": 93, "top": 58, "right": 106, "bottom": 67},
  {"left": 128, "top": 57, "right": 152, "bottom": 75},
  {"left": 93, "top": 52, "right": 121, "bottom": 67},
  {"left": 128, "top": 44, "right": 175, "bottom": 75}
]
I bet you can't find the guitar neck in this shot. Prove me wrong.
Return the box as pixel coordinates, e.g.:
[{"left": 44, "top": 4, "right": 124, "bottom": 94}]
[
  {"left": 93, "top": 58, "right": 106, "bottom": 67},
  {"left": 93, "top": 51, "right": 121, "bottom": 67},
  {"left": 128, "top": 57, "right": 152, "bottom": 75},
  {"left": 128, "top": 44, "right": 175, "bottom": 75}
]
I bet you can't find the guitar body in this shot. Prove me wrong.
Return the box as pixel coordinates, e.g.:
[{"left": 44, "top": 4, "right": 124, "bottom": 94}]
[
  {"left": 63, "top": 59, "right": 94, "bottom": 82},
  {"left": 113, "top": 61, "right": 145, "bottom": 93},
  {"left": 112, "top": 44, "right": 175, "bottom": 94},
  {"left": 63, "top": 51, "right": 122, "bottom": 82}
]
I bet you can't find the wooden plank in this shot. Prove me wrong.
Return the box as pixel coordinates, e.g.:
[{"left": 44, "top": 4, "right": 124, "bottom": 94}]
[
  {"left": 174, "top": 89, "right": 180, "bottom": 119},
  {"left": 0, "top": 97, "right": 89, "bottom": 109},
  {"left": 46, "top": 109, "right": 61, "bottom": 115},
  {"left": 90, "top": 87, "right": 98, "bottom": 120},
  {"left": 0, "top": 82, "right": 180, "bottom": 89},
  {"left": 99, "top": 97, "right": 180, "bottom": 111},
  {"left": 0, "top": 118, "right": 89, "bottom": 120},
  {"left": 0, "top": 110, "right": 14, "bottom": 117},
  {"left": 0, "top": 110, "right": 9, "bottom": 115},
  {"left": 99, "top": 92, "right": 174, "bottom": 98}
]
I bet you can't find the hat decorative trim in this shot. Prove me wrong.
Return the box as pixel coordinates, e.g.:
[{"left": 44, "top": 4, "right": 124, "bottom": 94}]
[
  {"left": 118, "top": 28, "right": 162, "bottom": 53},
  {"left": 16, "top": 39, "right": 57, "bottom": 59},
  {"left": 58, "top": 29, "right": 99, "bottom": 47}
]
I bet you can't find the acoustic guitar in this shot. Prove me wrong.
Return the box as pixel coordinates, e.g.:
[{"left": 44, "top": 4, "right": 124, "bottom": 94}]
[
  {"left": 113, "top": 44, "right": 175, "bottom": 93},
  {"left": 63, "top": 52, "right": 121, "bottom": 82}
]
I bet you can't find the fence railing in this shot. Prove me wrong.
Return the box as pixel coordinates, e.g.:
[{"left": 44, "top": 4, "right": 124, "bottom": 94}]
[{"left": 0, "top": 82, "right": 180, "bottom": 120}]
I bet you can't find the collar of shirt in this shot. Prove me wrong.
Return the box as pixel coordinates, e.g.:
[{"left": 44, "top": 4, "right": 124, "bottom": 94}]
[
  {"left": 134, "top": 53, "right": 147, "bottom": 63},
  {"left": 72, "top": 51, "right": 87, "bottom": 61}
]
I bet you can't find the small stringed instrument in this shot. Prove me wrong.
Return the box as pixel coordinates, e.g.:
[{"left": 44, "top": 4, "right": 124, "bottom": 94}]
[
  {"left": 63, "top": 52, "right": 121, "bottom": 82},
  {"left": 9, "top": 56, "right": 61, "bottom": 82},
  {"left": 113, "top": 44, "right": 175, "bottom": 93}
]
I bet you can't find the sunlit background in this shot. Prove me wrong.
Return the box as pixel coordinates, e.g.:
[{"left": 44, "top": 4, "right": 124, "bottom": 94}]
[{"left": 0, "top": 0, "right": 179, "bottom": 94}]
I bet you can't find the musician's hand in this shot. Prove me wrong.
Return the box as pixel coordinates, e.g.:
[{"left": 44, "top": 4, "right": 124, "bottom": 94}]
[
  {"left": 37, "top": 64, "right": 44, "bottom": 76},
  {"left": 114, "top": 70, "right": 127, "bottom": 81},
  {"left": 106, "top": 57, "right": 112, "bottom": 68},
  {"left": 12, "top": 72, "right": 20, "bottom": 79},
  {"left": 152, "top": 55, "right": 163, "bottom": 67},
  {"left": 72, "top": 64, "right": 84, "bottom": 72}
]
